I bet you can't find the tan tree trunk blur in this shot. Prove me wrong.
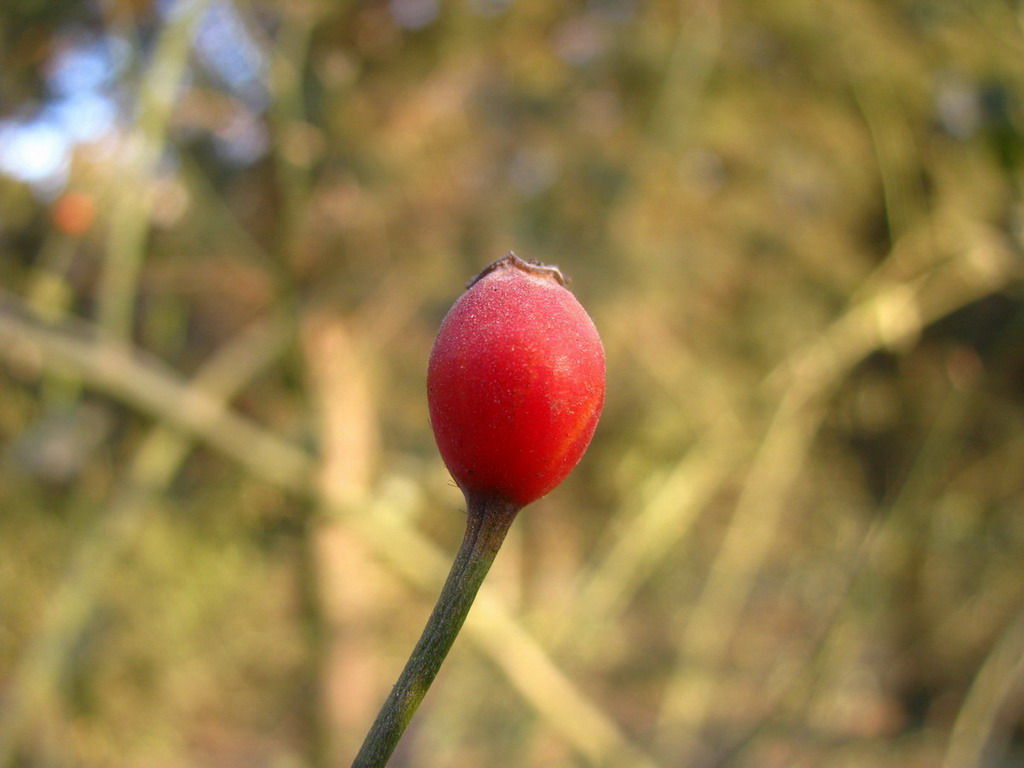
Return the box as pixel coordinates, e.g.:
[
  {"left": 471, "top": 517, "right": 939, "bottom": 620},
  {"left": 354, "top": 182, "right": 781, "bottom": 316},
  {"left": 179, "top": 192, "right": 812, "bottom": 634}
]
[{"left": 301, "top": 308, "right": 394, "bottom": 765}]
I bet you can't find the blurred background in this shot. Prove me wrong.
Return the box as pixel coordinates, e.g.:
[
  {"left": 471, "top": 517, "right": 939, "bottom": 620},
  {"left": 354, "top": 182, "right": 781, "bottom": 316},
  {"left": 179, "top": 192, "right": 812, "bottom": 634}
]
[{"left": 1, "top": 1, "right": 1023, "bottom": 766}]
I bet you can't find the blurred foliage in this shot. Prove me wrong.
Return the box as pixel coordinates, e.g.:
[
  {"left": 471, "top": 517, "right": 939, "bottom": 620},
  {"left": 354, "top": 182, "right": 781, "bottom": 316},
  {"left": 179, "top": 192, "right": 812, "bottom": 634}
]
[{"left": 1, "top": 0, "right": 1023, "bottom": 766}]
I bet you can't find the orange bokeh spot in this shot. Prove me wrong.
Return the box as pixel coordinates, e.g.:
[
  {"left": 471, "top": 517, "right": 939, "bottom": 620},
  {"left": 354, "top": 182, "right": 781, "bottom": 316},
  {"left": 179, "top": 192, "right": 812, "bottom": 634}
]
[{"left": 52, "top": 191, "right": 96, "bottom": 237}]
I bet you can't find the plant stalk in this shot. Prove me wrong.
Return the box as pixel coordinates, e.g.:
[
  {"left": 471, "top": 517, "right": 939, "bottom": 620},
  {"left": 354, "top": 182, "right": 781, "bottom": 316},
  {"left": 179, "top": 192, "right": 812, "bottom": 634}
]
[{"left": 351, "top": 494, "right": 521, "bottom": 767}]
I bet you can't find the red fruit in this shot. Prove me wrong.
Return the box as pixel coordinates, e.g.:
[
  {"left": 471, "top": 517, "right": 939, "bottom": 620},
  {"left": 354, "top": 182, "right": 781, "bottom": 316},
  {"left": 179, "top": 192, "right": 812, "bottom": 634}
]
[{"left": 428, "top": 254, "right": 606, "bottom": 508}]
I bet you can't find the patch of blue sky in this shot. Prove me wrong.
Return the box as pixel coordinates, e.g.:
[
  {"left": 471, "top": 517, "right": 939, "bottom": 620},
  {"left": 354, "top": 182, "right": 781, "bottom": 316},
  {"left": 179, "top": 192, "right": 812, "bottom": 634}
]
[
  {"left": 0, "top": 34, "right": 124, "bottom": 192},
  {"left": 194, "top": 0, "right": 269, "bottom": 110},
  {"left": 47, "top": 37, "right": 122, "bottom": 96},
  {"left": 0, "top": 1, "right": 272, "bottom": 191},
  {"left": 0, "top": 119, "right": 70, "bottom": 191}
]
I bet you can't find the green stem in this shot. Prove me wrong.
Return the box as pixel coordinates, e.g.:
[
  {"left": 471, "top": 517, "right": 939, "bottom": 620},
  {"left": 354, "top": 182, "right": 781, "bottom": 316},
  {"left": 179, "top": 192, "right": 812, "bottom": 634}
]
[{"left": 351, "top": 494, "right": 521, "bottom": 767}]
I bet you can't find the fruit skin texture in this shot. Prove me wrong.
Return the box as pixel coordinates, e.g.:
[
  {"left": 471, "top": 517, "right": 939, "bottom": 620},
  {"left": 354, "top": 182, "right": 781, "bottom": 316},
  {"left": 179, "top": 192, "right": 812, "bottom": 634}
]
[{"left": 428, "top": 255, "right": 606, "bottom": 508}]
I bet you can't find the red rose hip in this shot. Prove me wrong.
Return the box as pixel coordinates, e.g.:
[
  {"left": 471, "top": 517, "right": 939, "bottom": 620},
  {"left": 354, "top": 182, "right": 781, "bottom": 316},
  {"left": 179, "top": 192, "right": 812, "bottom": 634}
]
[
  {"left": 354, "top": 254, "right": 606, "bottom": 766},
  {"left": 428, "top": 253, "right": 606, "bottom": 508}
]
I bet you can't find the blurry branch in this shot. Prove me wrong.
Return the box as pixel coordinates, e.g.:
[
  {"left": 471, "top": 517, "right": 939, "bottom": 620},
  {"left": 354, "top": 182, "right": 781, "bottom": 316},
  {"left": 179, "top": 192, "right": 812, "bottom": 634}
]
[
  {"left": 844, "top": 56, "right": 922, "bottom": 243},
  {"left": 469, "top": 587, "right": 655, "bottom": 767},
  {"left": 830, "top": 0, "right": 935, "bottom": 242},
  {"left": 556, "top": 222, "right": 1022, "bottom": 677},
  {"left": 24, "top": 227, "right": 87, "bottom": 410},
  {"left": 300, "top": 309, "right": 385, "bottom": 766},
  {"left": 179, "top": 152, "right": 278, "bottom": 270},
  {"left": 655, "top": 226, "right": 1020, "bottom": 749},
  {"left": 0, "top": 291, "right": 658, "bottom": 768},
  {"left": 653, "top": 386, "right": 823, "bottom": 756},
  {"left": 0, "top": 314, "right": 290, "bottom": 765},
  {"left": 266, "top": 0, "right": 322, "bottom": 293},
  {"left": 647, "top": 0, "right": 721, "bottom": 150},
  {"left": 941, "top": 607, "right": 1024, "bottom": 768},
  {"left": 0, "top": 289, "right": 311, "bottom": 490},
  {"left": 268, "top": 2, "right": 317, "bottom": 196},
  {"left": 607, "top": 0, "right": 721, "bottom": 260},
  {"left": 549, "top": 432, "right": 743, "bottom": 653},
  {"left": 332, "top": 499, "right": 659, "bottom": 768},
  {"left": 542, "top": 1, "right": 726, "bottom": 649},
  {"left": 714, "top": 365, "right": 975, "bottom": 766},
  {"left": 99, "top": 0, "right": 212, "bottom": 343}
]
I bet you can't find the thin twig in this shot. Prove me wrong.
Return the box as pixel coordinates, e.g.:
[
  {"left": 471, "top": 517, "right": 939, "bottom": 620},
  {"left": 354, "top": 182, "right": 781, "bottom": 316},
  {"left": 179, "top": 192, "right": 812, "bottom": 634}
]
[{"left": 352, "top": 495, "right": 520, "bottom": 767}]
